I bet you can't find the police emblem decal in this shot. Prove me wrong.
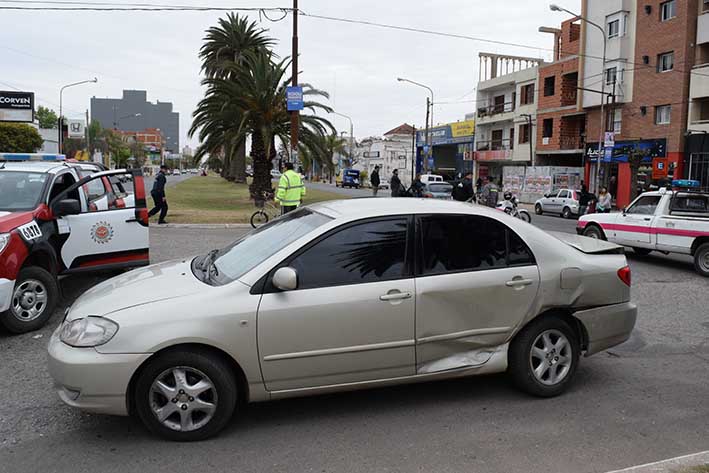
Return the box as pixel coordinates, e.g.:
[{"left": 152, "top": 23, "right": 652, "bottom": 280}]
[{"left": 90, "top": 221, "right": 114, "bottom": 244}]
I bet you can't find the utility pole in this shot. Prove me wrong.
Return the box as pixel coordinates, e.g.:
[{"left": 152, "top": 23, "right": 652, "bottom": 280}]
[
  {"left": 424, "top": 97, "right": 430, "bottom": 172},
  {"left": 411, "top": 125, "right": 416, "bottom": 183},
  {"left": 521, "top": 113, "right": 534, "bottom": 167},
  {"left": 85, "top": 109, "right": 90, "bottom": 160},
  {"left": 290, "top": 0, "right": 299, "bottom": 164}
]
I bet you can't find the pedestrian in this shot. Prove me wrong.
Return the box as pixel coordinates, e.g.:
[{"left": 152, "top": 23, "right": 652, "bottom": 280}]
[
  {"left": 476, "top": 176, "right": 483, "bottom": 194},
  {"left": 481, "top": 175, "right": 500, "bottom": 208},
  {"left": 390, "top": 169, "right": 402, "bottom": 197},
  {"left": 453, "top": 172, "right": 475, "bottom": 202},
  {"left": 276, "top": 162, "right": 306, "bottom": 214},
  {"left": 411, "top": 173, "right": 425, "bottom": 197},
  {"left": 597, "top": 187, "right": 612, "bottom": 213},
  {"left": 370, "top": 165, "right": 381, "bottom": 197},
  {"left": 148, "top": 164, "right": 169, "bottom": 224},
  {"left": 578, "top": 185, "right": 591, "bottom": 216}
]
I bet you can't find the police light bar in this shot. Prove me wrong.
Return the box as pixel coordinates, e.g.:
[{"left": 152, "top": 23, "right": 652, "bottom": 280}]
[
  {"left": 0, "top": 153, "right": 66, "bottom": 162},
  {"left": 672, "top": 179, "right": 700, "bottom": 189}
]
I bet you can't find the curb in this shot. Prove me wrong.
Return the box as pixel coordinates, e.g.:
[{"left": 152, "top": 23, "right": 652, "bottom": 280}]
[
  {"left": 152, "top": 223, "right": 253, "bottom": 229},
  {"left": 605, "top": 451, "right": 709, "bottom": 473}
]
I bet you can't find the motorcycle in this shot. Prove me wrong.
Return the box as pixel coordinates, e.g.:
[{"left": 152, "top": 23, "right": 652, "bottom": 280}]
[{"left": 496, "top": 197, "right": 532, "bottom": 223}]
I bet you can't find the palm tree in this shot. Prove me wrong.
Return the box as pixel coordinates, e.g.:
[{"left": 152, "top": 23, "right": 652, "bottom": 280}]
[
  {"left": 198, "top": 49, "right": 335, "bottom": 199},
  {"left": 190, "top": 14, "right": 274, "bottom": 182},
  {"left": 320, "top": 133, "right": 349, "bottom": 183}
]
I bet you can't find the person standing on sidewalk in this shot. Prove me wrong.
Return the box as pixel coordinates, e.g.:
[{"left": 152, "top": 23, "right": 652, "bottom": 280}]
[
  {"left": 148, "top": 164, "right": 169, "bottom": 224},
  {"left": 276, "top": 162, "right": 306, "bottom": 214},
  {"left": 481, "top": 175, "right": 500, "bottom": 208},
  {"left": 370, "top": 165, "right": 381, "bottom": 197},
  {"left": 390, "top": 169, "right": 402, "bottom": 197},
  {"left": 597, "top": 187, "right": 612, "bottom": 213}
]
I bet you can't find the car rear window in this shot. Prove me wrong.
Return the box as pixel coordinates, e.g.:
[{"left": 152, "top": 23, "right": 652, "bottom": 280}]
[{"left": 429, "top": 183, "right": 452, "bottom": 193}]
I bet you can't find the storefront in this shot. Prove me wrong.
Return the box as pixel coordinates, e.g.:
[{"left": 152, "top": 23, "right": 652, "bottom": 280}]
[
  {"left": 584, "top": 138, "right": 668, "bottom": 209},
  {"left": 685, "top": 133, "right": 709, "bottom": 192},
  {"left": 416, "top": 120, "right": 475, "bottom": 180}
]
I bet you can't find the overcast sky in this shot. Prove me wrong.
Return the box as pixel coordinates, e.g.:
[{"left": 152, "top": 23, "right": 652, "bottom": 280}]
[{"left": 1, "top": 0, "right": 580, "bottom": 150}]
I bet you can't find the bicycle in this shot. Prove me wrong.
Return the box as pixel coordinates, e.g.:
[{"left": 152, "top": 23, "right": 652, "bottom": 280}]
[{"left": 250, "top": 191, "right": 279, "bottom": 228}]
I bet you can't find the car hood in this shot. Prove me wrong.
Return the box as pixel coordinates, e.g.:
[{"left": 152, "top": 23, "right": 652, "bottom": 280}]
[
  {"left": 66, "top": 259, "right": 206, "bottom": 320},
  {"left": 548, "top": 231, "right": 624, "bottom": 255},
  {"left": 0, "top": 210, "right": 34, "bottom": 233}
]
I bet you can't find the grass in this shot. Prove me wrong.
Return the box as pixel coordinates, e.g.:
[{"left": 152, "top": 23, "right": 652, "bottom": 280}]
[
  {"left": 163, "top": 175, "right": 347, "bottom": 224},
  {"left": 675, "top": 466, "right": 709, "bottom": 473}
]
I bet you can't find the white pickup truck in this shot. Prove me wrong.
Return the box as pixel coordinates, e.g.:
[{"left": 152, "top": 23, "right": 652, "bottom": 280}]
[{"left": 577, "top": 188, "right": 709, "bottom": 277}]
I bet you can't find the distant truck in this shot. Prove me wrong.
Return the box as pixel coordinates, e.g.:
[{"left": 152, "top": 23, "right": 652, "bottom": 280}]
[
  {"left": 335, "top": 169, "right": 360, "bottom": 188},
  {"left": 577, "top": 181, "right": 709, "bottom": 277}
]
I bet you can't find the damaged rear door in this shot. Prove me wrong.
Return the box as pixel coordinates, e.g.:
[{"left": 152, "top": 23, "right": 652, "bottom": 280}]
[{"left": 414, "top": 214, "right": 540, "bottom": 374}]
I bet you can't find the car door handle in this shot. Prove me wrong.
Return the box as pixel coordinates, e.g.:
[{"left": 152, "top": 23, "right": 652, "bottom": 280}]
[
  {"left": 379, "top": 292, "right": 412, "bottom": 301},
  {"left": 505, "top": 278, "right": 534, "bottom": 287},
  {"left": 125, "top": 218, "right": 140, "bottom": 223},
  {"left": 643, "top": 217, "right": 651, "bottom": 221}
]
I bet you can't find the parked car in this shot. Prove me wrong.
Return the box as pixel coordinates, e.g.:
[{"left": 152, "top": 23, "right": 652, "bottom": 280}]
[
  {"left": 422, "top": 182, "right": 453, "bottom": 199},
  {"left": 578, "top": 183, "right": 709, "bottom": 276},
  {"left": 420, "top": 174, "right": 444, "bottom": 185},
  {"left": 49, "top": 199, "right": 636, "bottom": 441},
  {"left": 0, "top": 153, "right": 149, "bottom": 334},
  {"left": 172, "top": 169, "right": 181, "bottom": 176},
  {"left": 378, "top": 179, "right": 390, "bottom": 190},
  {"left": 535, "top": 189, "right": 580, "bottom": 219}
]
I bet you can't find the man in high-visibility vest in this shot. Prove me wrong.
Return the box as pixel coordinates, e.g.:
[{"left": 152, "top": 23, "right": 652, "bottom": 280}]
[{"left": 276, "top": 162, "right": 306, "bottom": 214}]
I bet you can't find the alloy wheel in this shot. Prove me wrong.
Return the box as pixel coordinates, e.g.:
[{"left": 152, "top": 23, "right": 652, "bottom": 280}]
[
  {"left": 11, "top": 279, "right": 48, "bottom": 322},
  {"left": 529, "top": 329, "right": 573, "bottom": 386},
  {"left": 149, "top": 366, "right": 218, "bottom": 432}
]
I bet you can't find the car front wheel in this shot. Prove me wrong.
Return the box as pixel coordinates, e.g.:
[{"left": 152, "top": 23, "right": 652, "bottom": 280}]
[
  {"left": 695, "top": 242, "right": 709, "bottom": 277},
  {"left": 0, "top": 266, "right": 58, "bottom": 334},
  {"left": 582, "top": 225, "right": 605, "bottom": 240},
  {"left": 562, "top": 207, "right": 572, "bottom": 219},
  {"left": 534, "top": 203, "right": 543, "bottom": 215},
  {"left": 134, "top": 348, "right": 238, "bottom": 441},
  {"left": 508, "top": 316, "right": 580, "bottom": 397}
]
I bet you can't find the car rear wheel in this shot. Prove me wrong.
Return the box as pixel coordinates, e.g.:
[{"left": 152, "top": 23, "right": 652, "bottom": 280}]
[
  {"left": 562, "top": 207, "right": 572, "bottom": 219},
  {"left": 694, "top": 243, "right": 709, "bottom": 277},
  {"left": 508, "top": 316, "right": 580, "bottom": 397},
  {"left": 135, "top": 349, "right": 237, "bottom": 441},
  {"left": 0, "top": 266, "right": 58, "bottom": 334},
  {"left": 582, "top": 225, "right": 605, "bottom": 240},
  {"left": 534, "top": 203, "right": 543, "bottom": 215},
  {"left": 632, "top": 247, "right": 652, "bottom": 256}
]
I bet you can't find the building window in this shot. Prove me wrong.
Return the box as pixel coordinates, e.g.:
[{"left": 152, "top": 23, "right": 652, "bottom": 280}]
[
  {"left": 608, "top": 19, "right": 620, "bottom": 38},
  {"left": 609, "top": 108, "right": 622, "bottom": 133},
  {"left": 519, "top": 123, "right": 531, "bottom": 144},
  {"left": 543, "top": 76, "right": 556, "bottom": 96},
  {"left": 655, "top": 105, "right": 671, "bottom": 125},
  {"left": 509, "top": 127, "right": 514, "bottom": 150},
  {"left": 605, "top": 67, "right": 618, "bottom": 86},
  {"left": 660, "top": 0, "right": 676, "bottom": 21},
  {"left": 520, "top": 84, "right": 535, "bottom": 105},
  {"left": 542, "top": 118, "right": 553, "bottom": 138},
  {"left": 658, "top": 52, "right": 674, "bottom": 72},
  {"left": 704, "top": 0, "right": 709, "bottom": 13}
]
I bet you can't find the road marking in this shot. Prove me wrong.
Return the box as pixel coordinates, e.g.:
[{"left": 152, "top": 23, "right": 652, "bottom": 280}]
[{"left": 605, "top": 450, "right": 709, "bottom": 472}]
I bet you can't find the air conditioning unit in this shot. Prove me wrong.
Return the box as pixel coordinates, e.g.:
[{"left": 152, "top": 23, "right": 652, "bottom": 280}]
[{"left": 542, "top": 137, "right": 550, "bottom": 145}]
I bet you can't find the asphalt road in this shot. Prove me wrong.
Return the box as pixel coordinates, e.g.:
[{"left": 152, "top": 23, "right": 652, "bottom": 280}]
[{"left": 1, "top": 214, "right": 708, "bottom": 473}]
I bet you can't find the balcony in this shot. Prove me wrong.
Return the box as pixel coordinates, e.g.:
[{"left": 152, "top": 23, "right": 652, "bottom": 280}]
[
  {"left": 690, "top": 64, "right": 709, "bottom": 99},
  {"left": 560, "top": 135, "right": 585, "bottom": 151},
  {"left": 476, "top": 101, "right": 516, "bottom": 125},
  {"left": 698, "top": 12, "right": 709, "bottom": 45},
  {"left": 475, "top": 139, "right": 513, "bottom": 161}
]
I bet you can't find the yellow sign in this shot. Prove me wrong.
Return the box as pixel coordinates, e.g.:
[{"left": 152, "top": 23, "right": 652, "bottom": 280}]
[
  {"left": 450, "top": 120, "right": 475, "bottom": 138},
  {"left": 74, "top": 150, "right": 90, "bottom": 161}
]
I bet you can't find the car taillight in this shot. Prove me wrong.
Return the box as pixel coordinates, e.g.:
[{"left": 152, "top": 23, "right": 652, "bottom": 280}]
[
  {"left": 423, "top": 193, "right": 433, "bottom": 198},
  {"left": 617, "top": 266, "right": 631, "bottom": 286}
]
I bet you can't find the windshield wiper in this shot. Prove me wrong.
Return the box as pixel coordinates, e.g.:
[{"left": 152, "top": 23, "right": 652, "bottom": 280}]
[{"left": 200, "top": 249, "right": 219, "bottom": 271}]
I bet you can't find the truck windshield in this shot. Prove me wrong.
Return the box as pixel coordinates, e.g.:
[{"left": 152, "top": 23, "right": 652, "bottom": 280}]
[
  {"left": 205, "top": 208, "right": 332, "bottom": 285},
  {"left": 0, "top": 171, "right": 48, "bottom": 211}
]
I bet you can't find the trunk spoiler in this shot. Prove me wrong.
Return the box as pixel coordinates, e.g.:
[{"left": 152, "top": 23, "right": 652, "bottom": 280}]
[{"left": 548, "top": 231, "right": 625, "bottom": 255}]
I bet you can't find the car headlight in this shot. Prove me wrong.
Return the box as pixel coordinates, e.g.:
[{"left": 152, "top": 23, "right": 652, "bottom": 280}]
[
  {"left": 0, "top": 233, "right": 9, "bottom": 254},
  {"left": 60, "top": 316, "right": 119, "bottom": 347}
]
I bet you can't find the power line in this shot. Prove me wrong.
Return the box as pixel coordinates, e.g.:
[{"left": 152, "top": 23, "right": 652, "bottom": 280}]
[{"left": 0, "top": 1, "right": 292, "bottom": 11}]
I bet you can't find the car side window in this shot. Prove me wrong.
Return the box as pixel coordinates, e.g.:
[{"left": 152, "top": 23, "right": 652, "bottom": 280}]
[
  {"left": 85, "top": 177, "right": 107, "bottom": 202},
  {"left": 288, "top": 218, "right": 410, "bottom": 290},
  {"left": 48, "top": 172, "right": 79, "bottom": 203},
  {"left": 558, "top": 190, "right": 569, "bottom": 199},
  {"left": 626, "top": 196, "right": 661, "bottom": 215},
  {"left": 419, "top": 215, "right": 513, "bottom": 276}
]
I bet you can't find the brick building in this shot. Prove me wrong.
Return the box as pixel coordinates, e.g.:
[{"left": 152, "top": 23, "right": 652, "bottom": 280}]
[
  {"left": 535, "top": 19, "right": 586, "bottom": 167},
  {"left": 581, "top": 0, "right": 699, "bottom": 207}
]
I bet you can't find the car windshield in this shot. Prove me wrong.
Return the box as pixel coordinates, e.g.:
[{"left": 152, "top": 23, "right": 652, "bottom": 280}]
[
  {"left": 0, "top": 171, "right": 48, "bottom": 211},
  {"left": 206, "top": 208, "right": 332, "bottom": 285},
  {"left": 429, "top": 183, "right": 453, "bottom": 193}
]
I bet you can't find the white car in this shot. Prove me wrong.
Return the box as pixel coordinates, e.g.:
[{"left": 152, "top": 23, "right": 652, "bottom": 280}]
[
  {"left": 535, "top": 189, "right": 580, "bottom": 219},
  {"left": 378, "top": 179, "right": 390, "bottom": 190},
  {"left": 578, "top": 187, "right": 709, "bottom": 276},
  {"left": 49, "top": 199, "right": 636, "bottom": 441},
  {"left": 172, "top": 169, "right": 181, "bottom": 176},
  {"left": 420, "top": 174, "right": 444, "bottom": 185}
]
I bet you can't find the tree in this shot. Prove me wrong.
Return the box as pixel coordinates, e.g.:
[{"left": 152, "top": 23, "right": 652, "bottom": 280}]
[
  {"left": 36, "top": 106, "right": 58, "bottom": 129},
  {"left": 319, "top": 133, "right": 348, "bottom": 183},
  {"left": 191, "top": 13, "right": 274, "bottom": 183},
  {"left": 0, "top": 123, "right": 44, "bottom": 153}
]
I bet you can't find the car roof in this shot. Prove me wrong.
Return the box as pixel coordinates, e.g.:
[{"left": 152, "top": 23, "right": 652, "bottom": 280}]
[
  {"left": 0, "top": 161, "right": 68, "bottom": 173},
  {"left": 310, "top": 198, "right": 495, "bottom": 220}
]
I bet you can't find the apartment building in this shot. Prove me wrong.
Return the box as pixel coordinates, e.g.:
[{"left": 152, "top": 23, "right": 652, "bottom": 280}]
[
  {"left": 474, "top": 53, "right": 540, "bottom": 180},
  {"left": 535, "top": 19, "right": 586, "bottom": 167},
  {"left": 686, "top": 0, "right": 709, "bottom": 190},
  {"left": 582, "top": 0, "right": 699, "bottom": 206}
]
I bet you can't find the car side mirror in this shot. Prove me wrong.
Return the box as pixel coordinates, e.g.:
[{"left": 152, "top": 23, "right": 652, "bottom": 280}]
[
  {"left": 53, "top": 199, "right": 81, "bottom": 216},
  {"left": 273, "top": 267, "right": 298, "bottom": 291},
  {"left": 622, "top": 208, "right": 627, "bottom": 215}
]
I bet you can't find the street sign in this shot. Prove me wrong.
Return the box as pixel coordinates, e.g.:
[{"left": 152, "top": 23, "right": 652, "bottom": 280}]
[
  {"left": 286, "top": 86, "right": 304, "bottom": 111},
  {"left": 0, "top": 91, "right": 34, "bottom": 123},
  {"left": 603, "top": 147, "right": 614, "bottom": 163},
  {"left": 67, "top": 119, "right": 85, "bottom": 138},
  {"left": 604, "top": 132, "right": 615, "bottom": 148}
]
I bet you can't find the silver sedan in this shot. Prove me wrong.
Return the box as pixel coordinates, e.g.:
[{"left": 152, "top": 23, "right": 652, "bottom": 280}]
[{"left": 48, "top": 199, "right": 637, "bottom": 441}]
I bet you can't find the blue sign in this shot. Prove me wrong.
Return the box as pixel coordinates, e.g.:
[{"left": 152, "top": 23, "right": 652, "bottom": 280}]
[
  {"left": 427, "top": 157, "right": 434, "bottom": 169},
  {"left": 286, "top": 86, "right": 303, "bottom": 111},
  {"left": 586, "top": 139, "right": 666, "bottom": 163},
  {"left": 603, "top": 147, "right": 614, "bottom": 163},
  {"left": 416, "top": 124, "right": 475, "bottom": 147}
]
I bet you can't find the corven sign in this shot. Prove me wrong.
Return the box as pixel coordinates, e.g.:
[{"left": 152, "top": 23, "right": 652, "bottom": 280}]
[{"left": 0, "top": 91, "right": 35, "bottom": 123}]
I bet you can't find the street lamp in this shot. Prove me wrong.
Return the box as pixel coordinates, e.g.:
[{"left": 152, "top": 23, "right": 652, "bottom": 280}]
[
  {"left": 114, "top": 112, "right": 141, "bottom": 129},
  {"left": 550, "top": 3, "right": 607, "bottom": 193},
  {"left": 59, "top": 77, "right": 98, "bottom": 154},
  {"left": 397, "top": 77, "right": 434, "bottom": 171},
  {"left": 331, "top": 111, "right": 354, "bottom": 170}
]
